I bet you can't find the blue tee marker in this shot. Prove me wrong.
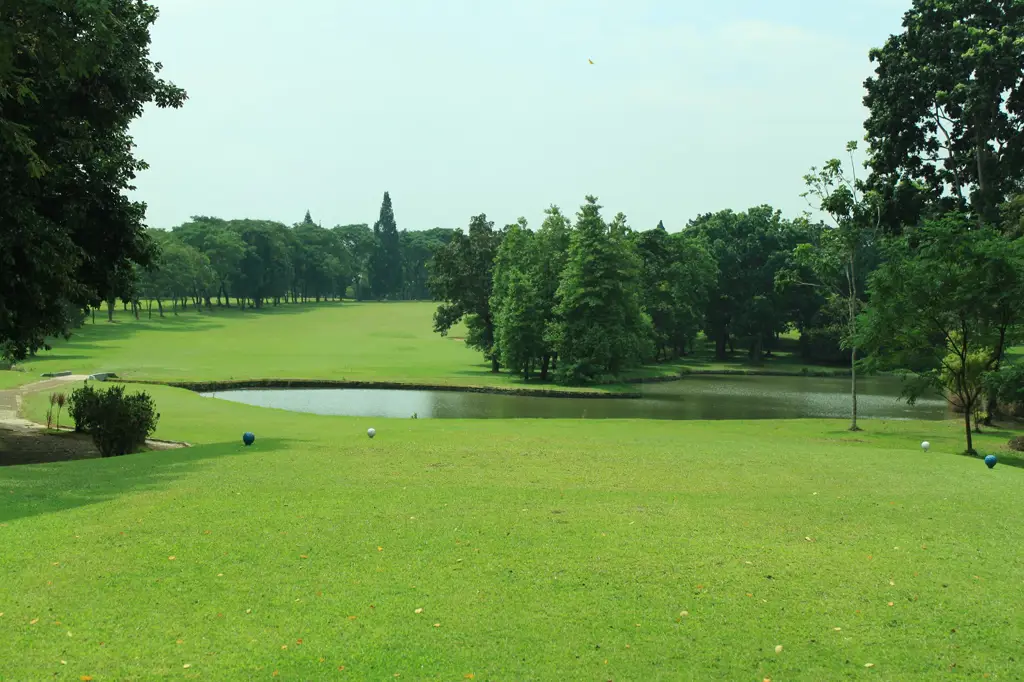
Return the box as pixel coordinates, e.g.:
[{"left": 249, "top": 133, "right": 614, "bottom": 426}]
[
  {"left": 984, "top": 454, "right": 997, "bottom": 469},
  {"left": 243, "top": 432, "right": 255, "bottom": 446}
]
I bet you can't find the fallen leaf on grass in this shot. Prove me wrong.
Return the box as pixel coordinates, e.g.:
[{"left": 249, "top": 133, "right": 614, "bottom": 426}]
[
  {"left": 415, "top": 608, "right": 423, "bottom": 614},
  {"left": 679, "top": 611, "right": 688, "bottom": 617},
  {"left": 272, "top": 671, "right": 279, "bottom": 677},
  {"left": 775, "top": 645, "right": 783, "bottom": 653},
  {"left": 217, "top": 573, "right": 223, "bottom": 577},
  {"left": 29, "top": 618, "right": 38, "bottom": 625},
  {"left": 377, "top": 547, "right": 384, "bottom": 552},
  {"left": 465, "top": 675, "right": 475, "bottom": 680},
  {"left": 805, "top": 537, "right": 814, "bottom": 542},
  {"left": 300, "top": 555, "right": 308, "bottom": 559},
  {"left": 246, "top": 609, "right": 251, "bottom": 614},
  {"left": 80, "top": 677, "right": 93, "bottom": 681},
  {"left": 867, "top": 555, "right": 873, "bottom": 560},
  {"left": 888, "top": 602, "right": 894, "bottom": 607},
  {"left": 745, "top": 593, "right": 753, "bottom": 598},
  {"left": 833, "top": 627, "right": 842, "bottom": 631},
  {"left": 177, "top": 639, "right": 184, "bottom": 644},
  {"left": 60, "top": 660, "right": 66, "bottom": 665},
  {"left": 281, "top": 645, "right": 287, "bottom": 650},
  {"left": 296, "top": 639, "right": 303, "bottom": 645},
  {"left": 203, "top": 530, "right": 211, "bottom": 535},
  {"left": 348, "top": 616, "right": 357, "bottom": 620},
  {"left": 338, "top": 666, "right": 345, "bottom": 671},
  {"left": 319, "top": 657, "right": 325, "bottom": 663},
  {"left": 889, "top": 580, "right": 895, "bottom": 586},
  {"left": 183, "top": 664, "right": 191, "bottom": 669},
  {"left": 865, "top": 663, "right": 875, "bottom": 668},
  {"left": 433, "top": 623, "right": 440, "bottom": 627}
]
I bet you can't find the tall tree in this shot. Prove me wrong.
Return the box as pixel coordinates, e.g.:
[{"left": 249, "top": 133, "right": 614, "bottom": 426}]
[
  {"left": 863, "top": 0, "right": 1024, "bottom": 230},
  {"left": 491, "top": 220, "right": 544, "bottom": 380},
  {"left": 369, "top": 192, "right": 402, "bottom": 299},
  {"left": 547, "top": 197, "right": 651, "bottom": 384},
  {"left": 428, "top": 214, "right": 504, "bottom": 371},
  {"left": 334, "top": 224, "right": 374, "bottom": 299},
  {"left": 532, "top": 206, "right": 573, "bottom": 380},
  {"left": 777, "top": 142, "right": 881, "bottom": 431},
  {"left": 302, "top": 210, "right": 315, "bottom": 226},
  {"left": 858, "top": 214, "right": 1024, "bottom": 454},
  {"left": 0, "top": 0, "right": 186, "bottom": 360},
  {"left": 687, "top": 206, "right": 804, "bottom": 362}
]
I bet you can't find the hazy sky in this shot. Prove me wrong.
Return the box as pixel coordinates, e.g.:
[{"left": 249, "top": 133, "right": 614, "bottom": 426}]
[{"left": 133, "top": 0, "right": 911, "bottom": 232}]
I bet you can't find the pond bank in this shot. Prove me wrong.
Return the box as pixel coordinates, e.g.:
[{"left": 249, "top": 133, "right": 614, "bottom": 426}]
[
  {"left": 123, "top": 378, "right": 645, "bottom": 400},
  {"left": 123, "top": 367, "right": 854, "bottom": 400}
]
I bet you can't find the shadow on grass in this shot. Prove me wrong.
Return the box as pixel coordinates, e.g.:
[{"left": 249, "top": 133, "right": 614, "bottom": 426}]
[{"left": 0, "top": 438, "right": 292, "bottom": 524}]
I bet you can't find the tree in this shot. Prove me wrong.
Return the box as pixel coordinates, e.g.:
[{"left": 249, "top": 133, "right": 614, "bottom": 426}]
[
  {"left": 686, "top": 207, "right": 805, "bottom": 362},
  {"left": 428, "top": 214, "right": 504, "bottom": 371},
  {"left": 777, "top": 142, "right": 881, "bottom": 431},
  {"left": 0, "top": 0, "right": 186, "bottom": 360},
  {"left": 532, "top": 206, "right": 573, "bottom": 380},
  {"left": 334, "top": 224, "right": 375, "bottom": 300},
  {"left": 400, "top": 229, "right": 453, "bottom": 300},
  {"left": 369, "top": 192, "right": 402, "bottom": 299},
  {"left": 857, "top": 214, "right": 1024, "bottom": 454},
  {"left": 490, "top": 219, "right": 545, "bottom": 379},
  {"left": 633, "top": 224, "right": 718, "bottom": 361},
  {"left": 547, "top": 197, "right": 652, "bottom": 384},
  {"left": 863, "top": 0, "right": 1024, "bottom": 230},
  {"left": 173, "top": 217, "right": 248, "bottom": 306},
  {"left": 302, "top": 210, "right": 315, "bottom": 226}
]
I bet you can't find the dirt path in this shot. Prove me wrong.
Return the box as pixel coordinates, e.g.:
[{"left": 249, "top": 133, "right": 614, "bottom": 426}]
[{"left": 0, "top": 376, "right": 188, "bottom": 465}]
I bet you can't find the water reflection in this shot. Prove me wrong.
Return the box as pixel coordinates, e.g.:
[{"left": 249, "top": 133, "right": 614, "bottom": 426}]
[{"left": 201, "top": 375, "right": 948, "bottom": 421}]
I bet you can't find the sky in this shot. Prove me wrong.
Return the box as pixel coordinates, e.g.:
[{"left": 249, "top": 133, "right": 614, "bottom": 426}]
[{"left": 133, "top": 0, "right": 912, "bottom": 232}]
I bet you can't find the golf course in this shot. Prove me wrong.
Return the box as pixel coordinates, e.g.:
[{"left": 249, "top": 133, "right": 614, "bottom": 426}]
[{"left": 2, "top": 302, "right": 1022, "bottom": 680}]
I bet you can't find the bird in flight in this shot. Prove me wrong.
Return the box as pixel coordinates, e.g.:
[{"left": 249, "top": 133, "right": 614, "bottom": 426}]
[{"left": 588, "top": 58, "right": 594, "bottom": 64}]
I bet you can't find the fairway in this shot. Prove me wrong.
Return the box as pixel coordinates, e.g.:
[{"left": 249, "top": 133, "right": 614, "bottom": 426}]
[
  {"left": 1, "top": 304, "right": 1023, "bottom": 680},
  {"left": 5, "top": 302, "right": 852, "bottom": 390}
]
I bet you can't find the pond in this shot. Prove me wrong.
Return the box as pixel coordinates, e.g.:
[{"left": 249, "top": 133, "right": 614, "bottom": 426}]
[{"left": 201, "top": 374, "right": 949, "bottom": 421}]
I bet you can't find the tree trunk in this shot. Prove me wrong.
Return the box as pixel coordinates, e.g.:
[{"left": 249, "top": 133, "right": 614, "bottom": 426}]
[
  {"left": 147, "top": 299, "right": 153, "bottom": 319},
  {"left": 964, "top": 404, "right": 975, "bottom": 455},
  {"left": 133, "top": 300, "right": 140, "bottom": 320},
  {"left": 715, "top": 335, "right": 727, "bottom": 361},
  {"left": 491, "top": 356, "right": 500, "bottom": 373},
  {"left": 172, "top": 298, "right": 178, "bottom": 315},
  {"left": 156, "top": 298, "right": 164, "bottom": 318},
  {"left": 106, "top": 296, "right": 114, "bottom": 322},
  {"left": 849, "top": 344, "right": 860, "bottom": 431},
  {"left": 92, "top": 308, "right": 95, "bottom": 324},
  {"left": 541, "top": 354, "right": 550, "bottom": 381}
]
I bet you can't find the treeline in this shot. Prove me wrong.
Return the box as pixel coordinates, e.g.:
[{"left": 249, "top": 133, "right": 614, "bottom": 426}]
[
  {"left": 427, "top": 198, "right": 851, "bottom": 385},
  {"left": 110, "top": 193, "right": 455, "bottom": 318}
]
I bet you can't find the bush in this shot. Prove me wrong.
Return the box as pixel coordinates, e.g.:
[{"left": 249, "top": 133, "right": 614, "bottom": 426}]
[
  {"left": 1009, "top": 436, "right": 1024, "bottom": 452},
  {"left": 67, "top": 383, "right": 102, "bottom": 433},
  {"left": 67, "top": 383, "right": 160, "bottom": 457}
]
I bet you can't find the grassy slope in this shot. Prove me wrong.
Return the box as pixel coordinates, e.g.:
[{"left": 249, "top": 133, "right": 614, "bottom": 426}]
[
  {"left": 1, "top": 302, "right": 855, "bottom": 392},
  {"left": 2, "top": 303, "right": 1024, "bottom": 678},
  {"left": 3, "top": 386, "right": 1023, "bottom": 679}
]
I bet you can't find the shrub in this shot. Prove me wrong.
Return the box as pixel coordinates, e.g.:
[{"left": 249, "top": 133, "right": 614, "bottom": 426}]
[
  {"left": 67, "top": 383, "right": 102, "bottom": 433},
  {"left": 67, "top": 383, "right": 160, "bottom": 457},
  {"left": 1009, "top": 436, "right": 1024, "bottom": 452},
  {"left": 984, "top": 363, "right": 1024, "bottom": 416}
]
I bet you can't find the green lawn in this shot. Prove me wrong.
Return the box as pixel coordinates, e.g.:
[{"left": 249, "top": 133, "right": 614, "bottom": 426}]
[
  {"left": 2, "top": 303, "right": 1024, "bottom": 679},
  {"left": 0, "top": 301, "right": 851, "bottom": 393}
]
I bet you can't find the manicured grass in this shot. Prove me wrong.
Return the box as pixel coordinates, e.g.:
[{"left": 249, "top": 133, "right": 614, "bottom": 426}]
[
  {"left": 3, "top": 384, "right": 1023, "bottom": 679},
  {"left": 0, "top": 371, "right": 36, "bottom": 389},
  {"left": 12, "top": 302, "right": 850, "bottom": 391},
  {"left": 11, "top": 302, "right": 632, "bottom": 394},
  {"left": 3, "top": 303, "right": 1024, "bottom": 678}
]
